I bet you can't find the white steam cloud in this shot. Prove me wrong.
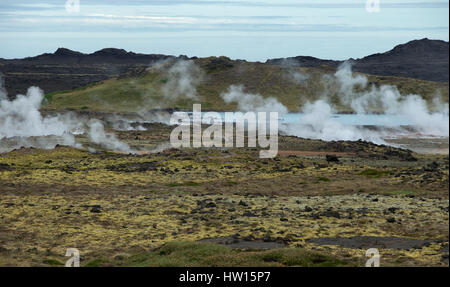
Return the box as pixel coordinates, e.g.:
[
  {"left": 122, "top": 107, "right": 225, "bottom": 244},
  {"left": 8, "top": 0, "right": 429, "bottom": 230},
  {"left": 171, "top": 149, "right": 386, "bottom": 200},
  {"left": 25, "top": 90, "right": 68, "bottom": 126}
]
[
  {"left": 0, "top": 82, "right": 135, "bottom": 153},
  {"left": 289, "top": 71, "right": 310, "bottom": 85},
  {"left": 106, "top": 114, "right": 147, "bottom": 131},
  {"left": 283, "top": 62, "right": 449, "bottom": 143},
  {"left": 0, "top": 87, "right": 79, "bottom": 143},
  {"left": 334, "top": 62, "right": 368, "bottom": 98},
  {"left": 283, "top": 100, "right": 386, "bottom": 144},
  {"left": 161, "top": 60, "right": 203, "bottom": 101},
  {"left": 88, "top": 120, "right": 132, "bottom": 153},
  {"left": 221, "top": 85, "right": 288, "bottom": 114}
]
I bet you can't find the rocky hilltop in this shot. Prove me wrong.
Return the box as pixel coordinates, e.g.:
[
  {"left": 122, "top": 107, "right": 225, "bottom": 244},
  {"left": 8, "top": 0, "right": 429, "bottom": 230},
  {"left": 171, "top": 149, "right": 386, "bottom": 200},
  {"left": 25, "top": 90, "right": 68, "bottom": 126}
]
[{"left": 266, "top": 38, "right": 449, "bottom": 82}]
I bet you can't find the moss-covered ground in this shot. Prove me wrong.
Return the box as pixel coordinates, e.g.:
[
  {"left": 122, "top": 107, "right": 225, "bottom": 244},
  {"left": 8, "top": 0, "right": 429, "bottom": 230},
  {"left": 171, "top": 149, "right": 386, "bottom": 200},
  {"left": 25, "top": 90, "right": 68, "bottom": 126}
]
[{"left": 0, "top": 124, "right": 448, "bottom": 267}]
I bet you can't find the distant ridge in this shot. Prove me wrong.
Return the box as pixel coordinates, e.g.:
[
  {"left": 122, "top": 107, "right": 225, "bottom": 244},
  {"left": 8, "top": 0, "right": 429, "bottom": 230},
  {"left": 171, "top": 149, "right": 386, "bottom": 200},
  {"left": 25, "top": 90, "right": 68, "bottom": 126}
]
[
  {"left": 0, "top": 39, "right": 448, "bottom": 99},
  {"left": 266, "top": 38, "right": 449, "bottom": 82},
  {"left": 21, "top": 47, "right": 177, "bottom": 65},
  {"left": 0, "top": 48, "right": 183, "bottom": 97}
]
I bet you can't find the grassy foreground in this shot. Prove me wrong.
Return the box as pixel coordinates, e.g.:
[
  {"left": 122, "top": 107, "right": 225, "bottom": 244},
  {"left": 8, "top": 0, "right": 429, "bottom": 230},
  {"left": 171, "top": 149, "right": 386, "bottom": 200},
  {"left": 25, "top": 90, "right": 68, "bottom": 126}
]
[{"left": 86, "top": 241, "right": 353, "bottom": 267}]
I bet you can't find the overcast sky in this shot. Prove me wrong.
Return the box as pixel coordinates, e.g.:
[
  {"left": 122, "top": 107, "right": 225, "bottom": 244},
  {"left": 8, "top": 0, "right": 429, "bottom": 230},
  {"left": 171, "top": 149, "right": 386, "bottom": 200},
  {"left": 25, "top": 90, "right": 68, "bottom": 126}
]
[{"left": 0, "top": 0, "right": 448, "bottom": 61}]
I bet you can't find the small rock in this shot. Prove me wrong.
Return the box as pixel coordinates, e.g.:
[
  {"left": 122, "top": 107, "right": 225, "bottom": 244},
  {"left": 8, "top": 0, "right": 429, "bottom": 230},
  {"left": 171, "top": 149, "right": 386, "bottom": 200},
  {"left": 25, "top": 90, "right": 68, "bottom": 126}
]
[
  {"left": 386, "top": 207, "right": 400, "bottom": 214},
  {"left": 304, "top": 206, "right": 313, "bottom": 212},
  {"left": 326, "top": 154, "right": 340, "bottom": 163},
  {"left": 90, "top": 205, "right": 102, "bottom": 213},
  {"left": 320, "top": 211, "right": 341, "bottom": 219},
  {"left": 243, "top": 211, "right": 257, "bottom": 217},
  {"left": 205, "top": 202, "right": 217, "bottom": 208},
  {"left": 238, "top": 200, "right": 248, "bottom": 207}
]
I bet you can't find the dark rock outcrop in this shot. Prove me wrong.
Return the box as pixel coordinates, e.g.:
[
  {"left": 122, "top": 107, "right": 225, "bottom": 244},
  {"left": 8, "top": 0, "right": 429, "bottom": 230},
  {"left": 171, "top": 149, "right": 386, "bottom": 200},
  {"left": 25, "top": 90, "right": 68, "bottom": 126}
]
[{"left": 266, "top": 38, "right": 449, "bottom": 82}]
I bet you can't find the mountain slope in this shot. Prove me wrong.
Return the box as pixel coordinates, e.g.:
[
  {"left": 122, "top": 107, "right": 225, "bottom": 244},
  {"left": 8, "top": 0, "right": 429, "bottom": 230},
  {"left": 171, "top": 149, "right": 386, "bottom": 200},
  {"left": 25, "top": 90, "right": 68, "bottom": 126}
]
[
  {"left": 266, "top": 38, "right": 449, "bottom": 82},
  {"left": 43, "top": 57, "right": 449, "bottom": 113}
]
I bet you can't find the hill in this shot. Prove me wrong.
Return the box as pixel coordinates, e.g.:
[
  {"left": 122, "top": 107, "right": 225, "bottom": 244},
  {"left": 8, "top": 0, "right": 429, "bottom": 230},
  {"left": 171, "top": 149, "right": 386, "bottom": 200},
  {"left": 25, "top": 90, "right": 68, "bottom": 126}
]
[
  {"left": 43, "top": 56, "right": 449, "bottom": 113},
  {"left": 266, "top": 38, "right": 449, "bottom": 82}
]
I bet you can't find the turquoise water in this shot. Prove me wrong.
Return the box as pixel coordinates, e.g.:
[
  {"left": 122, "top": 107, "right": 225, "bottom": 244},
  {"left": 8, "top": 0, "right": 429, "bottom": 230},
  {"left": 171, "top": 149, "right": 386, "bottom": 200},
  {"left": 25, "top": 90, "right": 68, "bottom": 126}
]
[
  {"left": 192, "top": 112, "right": 414, "bottom": 126},
  {"left": 281, "top": 113, "right": 412, "bottom": 126}
]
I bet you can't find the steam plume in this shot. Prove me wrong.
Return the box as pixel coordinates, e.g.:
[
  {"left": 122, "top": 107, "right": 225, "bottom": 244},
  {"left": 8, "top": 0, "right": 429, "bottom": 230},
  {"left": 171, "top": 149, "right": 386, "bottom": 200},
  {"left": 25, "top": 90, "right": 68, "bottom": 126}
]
[
  {"left": 0, "top": 82, "right": 135, "bottom": 153},
  {"left": 221, "top": 85, "right": 288, "bottom": 114},
  {"left": 88, "top": 120, "right": 132, "bottom": 153},
  {"left": 283, "top": 63, "right": 449, "bottom": 142},
  {"left": 161, "top": 60, "right": 203, "bottom": 101}
]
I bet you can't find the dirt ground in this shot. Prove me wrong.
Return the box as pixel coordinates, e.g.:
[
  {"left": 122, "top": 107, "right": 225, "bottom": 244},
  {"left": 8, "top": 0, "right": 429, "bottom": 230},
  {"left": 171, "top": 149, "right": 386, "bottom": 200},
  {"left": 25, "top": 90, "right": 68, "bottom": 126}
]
[{"left": 0, "top": 123, "right": 448, "bottom": 267}]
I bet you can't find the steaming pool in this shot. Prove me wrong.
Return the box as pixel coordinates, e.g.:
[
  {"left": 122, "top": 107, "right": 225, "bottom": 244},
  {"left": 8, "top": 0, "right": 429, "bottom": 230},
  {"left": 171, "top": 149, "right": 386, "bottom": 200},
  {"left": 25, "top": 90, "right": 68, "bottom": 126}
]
[
  {"left": 190, "top": 112, "right": 449, "bottom": 154},
  {"left": 0, "top": 112, "right": 448, "bottom": 155},
  {"left": 282, "top": 113, "right": 414, "bottom": 126},
  {"left": 196, "top": 112, "right": 415, "bottom": 126}
]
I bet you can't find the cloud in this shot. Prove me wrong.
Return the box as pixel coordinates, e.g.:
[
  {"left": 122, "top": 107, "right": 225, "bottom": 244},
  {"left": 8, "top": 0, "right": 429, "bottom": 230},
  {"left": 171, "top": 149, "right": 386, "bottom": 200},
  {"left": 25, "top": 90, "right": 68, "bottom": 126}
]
[
  {"left": 0, "top": 0, "right": 447, "bottom": 60},
  {"left": 86, "top": 14, "right": 197, "bottom": 24}
]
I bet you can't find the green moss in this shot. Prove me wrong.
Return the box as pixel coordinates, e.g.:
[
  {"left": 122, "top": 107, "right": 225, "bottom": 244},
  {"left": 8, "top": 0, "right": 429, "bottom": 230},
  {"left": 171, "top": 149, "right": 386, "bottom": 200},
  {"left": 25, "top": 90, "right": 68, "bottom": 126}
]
[
  {"left": 43, "top": 259, "right": 64, "bottom": 266},
  {"left": 168, "top": 181, "right": 200, "bottom": 187},
  {"left": 226, "top": 181, "right": 239, "bottom": 185},
  {"left": 185, "top": 181, "right": 201, "bottom": 187},
  {"left": 359, "top": 169, "right": 391, "bottom": 178},
  {"left": 121, "top": 242, "right": 352, "bottom": 267},
  {"left": 261, "top": 251, "right": 283, "bottom": 262},
  {"left": 84, "top": 258, "right": 110, "bottom": 267},
  {"left": 281, "top": 251, "right": 349, "bottom": 267},
  {"left": 382, "top": 189, "right": 417, "bottom": 196}
]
